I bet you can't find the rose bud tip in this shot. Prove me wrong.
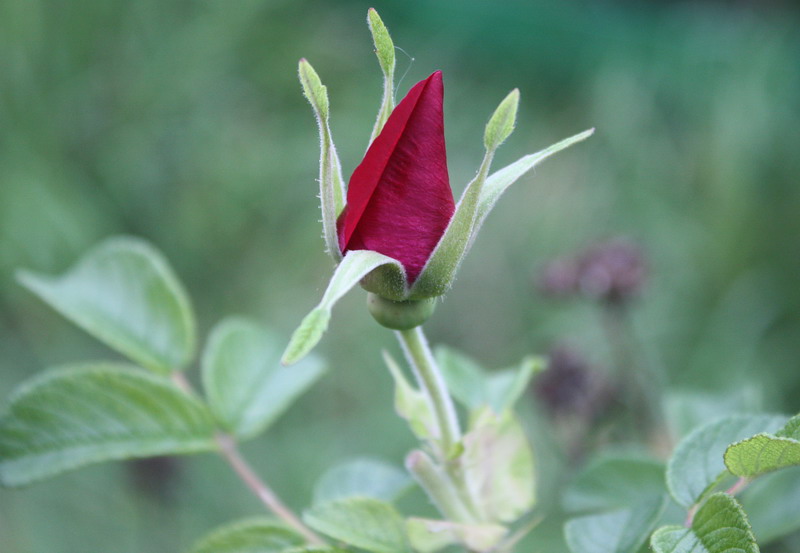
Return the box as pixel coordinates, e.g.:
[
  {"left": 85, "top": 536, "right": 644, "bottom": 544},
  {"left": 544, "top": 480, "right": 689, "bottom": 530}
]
[{"left": 338, "top": 69, "right": 453, "bottom": 289}]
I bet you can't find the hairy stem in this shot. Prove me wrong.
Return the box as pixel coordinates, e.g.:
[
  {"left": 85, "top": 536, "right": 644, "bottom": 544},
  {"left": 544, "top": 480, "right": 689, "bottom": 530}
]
[
  {"left": 395, "top": 327, "right": 481, "bottom": 520},
  {"left": 170, "top": 372, "right": 325, "bottom": 545},
  {"left": 396, "top": 326, "right": 461, "bottom": 455},
  {"left": 725, "top": 476, "right": 750, "bottom": 496}
]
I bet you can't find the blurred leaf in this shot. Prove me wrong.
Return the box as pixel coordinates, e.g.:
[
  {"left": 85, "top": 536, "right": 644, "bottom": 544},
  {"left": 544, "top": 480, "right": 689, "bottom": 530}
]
[
  {"left": 282, "top": 549, "right": 349, "bottom": 553},
  {"left": 565, "top": 496, "right": 666, "bottom": 553},
  {"left": 664, "top": 387, "right": 764, "bottom": 439},
  {"left": 189, "top": 518, "right": 304, "bottom": 553},
  {"left": 383, "top": 351, "right": 435, "bottom": 440},
  {"left": 312, "top": 457, "right": 411, "bottom": 506},
  {"left": 367, "top": 7, "right": 395, "bottom": 141},
  {"left": 282, "top": 250, "right": 402, "bottom": 365},
  {"left": 202, "top": 318, "right": 326, "bottom": 440},
  {"left": 406, "top": 518, "right": 506, "bottom": 553},
  {"left": 462, "top": 407, "right": 534, "bottom": 523},
  {"left": 298, "top": 58, "right": 345, "bottom": 258},
  {"left": 666, "top": 414, "right": 786, "bottom": 507},
  {"left": 740, "top": 466, "right": 800, "bottom": 544},
  {"left": 563, "top": 451, "right": 666, "bottom": 513},
  {"left": 0, "top": 363, "right": 216, "bottom": 486},
  {"left": 650, "top": 493, "right": 758, "bottom": 553},
  {"left": 17, "top": 236, "right": 195, "bottom": 374},
  {"left": 304, "top": 497, "right": 409, "bottom": 553},
  {"left": 483, "top": 89, "right": 519, "bottom": 151},
  {"left": 436, "top": 346, "right": 542, "bottom": 413},
  {"left": 435, "top": 346, "right": 484, "bottom": 407}
]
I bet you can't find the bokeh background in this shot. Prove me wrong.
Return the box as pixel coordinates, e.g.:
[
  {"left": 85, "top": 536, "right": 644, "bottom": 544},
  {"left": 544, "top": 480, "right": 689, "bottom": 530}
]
[{"left": 1, "top": 0, "right": 799, "bottom": 551}]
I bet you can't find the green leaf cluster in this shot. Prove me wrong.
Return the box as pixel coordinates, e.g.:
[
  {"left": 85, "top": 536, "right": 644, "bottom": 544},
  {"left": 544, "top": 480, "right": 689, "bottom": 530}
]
[
  {"left": 563, "top": 410, "right": 800, "bottom": 553},
  {"left": 1, "top": 237, "right": 326, "bottom": 493},
  {"left": 587, "top": 412, "right": 800, "bottom": 553}
]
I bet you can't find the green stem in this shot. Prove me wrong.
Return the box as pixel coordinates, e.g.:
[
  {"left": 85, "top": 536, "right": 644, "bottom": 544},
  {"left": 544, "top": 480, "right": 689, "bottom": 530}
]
[
  {"left": 396, "top": 327, "right": 461, "bottom": 454},
  {"left": 395, "top": 327, "right": 482, "bottom": 521},
  {"left": 405, "top": 450, "right": 475, "bottom": 522},
  {"left": 601, "top": 303, "right": 668, "bottom": 450}
]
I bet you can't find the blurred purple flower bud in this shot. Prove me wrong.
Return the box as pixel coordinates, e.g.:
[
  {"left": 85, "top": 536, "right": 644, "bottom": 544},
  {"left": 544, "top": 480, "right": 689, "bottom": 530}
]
[
  {"left": 538, "top": 238, "right": 646, "bottom": 305},
  {"left": 577, "top": 238, "right": 646, "bottom": 304},
  {"left": 127, "top": 456, "right": 182, "bottom": 504},
  {"left": 534, "top": 344, "right": 614, "bottom": 418},
  {"left": 538, "top": 257, "right": 579, "bottom": 297}
]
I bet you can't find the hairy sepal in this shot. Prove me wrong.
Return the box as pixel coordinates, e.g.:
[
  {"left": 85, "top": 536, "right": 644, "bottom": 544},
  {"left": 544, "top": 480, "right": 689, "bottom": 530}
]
[
  {"left": 282, "top": 250, "right": 404, "bottom": 365},
  {"left": 412, "top": 128, "right": 594, "bottom": 298},
  {"left": 367, "top": 8, "right": 396, "bottom": 143},
  {"left": 298, "top": 59, "right": 346, "bottom": 260}
]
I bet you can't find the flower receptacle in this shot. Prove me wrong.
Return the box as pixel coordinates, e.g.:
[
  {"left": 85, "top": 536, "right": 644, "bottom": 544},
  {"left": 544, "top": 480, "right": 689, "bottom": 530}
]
[{"left": 367, "top": 293, "right": 436, "bottom": 330}]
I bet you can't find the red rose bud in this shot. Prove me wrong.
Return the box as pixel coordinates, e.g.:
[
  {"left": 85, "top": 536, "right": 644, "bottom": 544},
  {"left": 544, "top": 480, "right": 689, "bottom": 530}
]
[
  {"left": 284, "top": 20, "right": 592, "bottom": 364},
  {"left": 337, "top": 71, "right": 455, "bottom": 284}
]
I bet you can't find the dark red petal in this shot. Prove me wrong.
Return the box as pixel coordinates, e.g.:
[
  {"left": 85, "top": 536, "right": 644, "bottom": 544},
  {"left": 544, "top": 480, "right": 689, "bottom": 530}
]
[{"left": 338, "top": 71, "right": 454, "bottom": 284}]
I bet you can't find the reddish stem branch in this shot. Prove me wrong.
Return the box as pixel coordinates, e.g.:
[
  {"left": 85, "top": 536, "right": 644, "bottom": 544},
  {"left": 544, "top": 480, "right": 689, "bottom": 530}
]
[
  {"left": 170, "top": 372, "right": 325, "bottom": 545},
  {"left": 684, "top": 476, "right": 750, "bottom": 527},
  {"left": 215, "top": 433, "right": 325, "bottom": 545}
]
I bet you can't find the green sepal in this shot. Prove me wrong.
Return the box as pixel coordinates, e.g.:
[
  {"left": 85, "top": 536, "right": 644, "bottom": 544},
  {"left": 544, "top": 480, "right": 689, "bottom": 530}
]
[
  {"left": 412, "top": 128, "right": 594, "bottom": 299},
  {"left": 298, "top": 58, "right": 346, "bottom": 260},
  {"left": 367, "top": 8, "right": 395, "bottom": 142},
  {"left": 282, "top": 250, "right": 403, "bottom": 365},
  {"left": 359, "top": 262, "right": 411, "bottom": 301},
  {"left": 484, "top": 89, "right": 519, "bottom": 151}
]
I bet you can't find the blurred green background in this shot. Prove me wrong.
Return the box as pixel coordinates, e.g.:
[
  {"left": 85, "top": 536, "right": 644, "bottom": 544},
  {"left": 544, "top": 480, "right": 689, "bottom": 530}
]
[{"left": 1, "top": 0, "right": 799, "bottom": 551}]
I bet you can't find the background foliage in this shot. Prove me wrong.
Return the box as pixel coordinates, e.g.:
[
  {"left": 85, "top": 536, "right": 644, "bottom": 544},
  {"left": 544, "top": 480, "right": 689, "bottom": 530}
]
[{"left": 1, "top": 0, "right": 799, "bottom": 551}]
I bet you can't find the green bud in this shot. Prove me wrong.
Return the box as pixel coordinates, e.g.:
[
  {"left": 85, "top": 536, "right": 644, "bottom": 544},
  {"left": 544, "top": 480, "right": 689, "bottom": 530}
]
[
  {"left": 483, "top": 89, "right": 519, "bottom": 151},
  {"left": 367, "top": 293, "right": 436, "bottom": 330}
]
